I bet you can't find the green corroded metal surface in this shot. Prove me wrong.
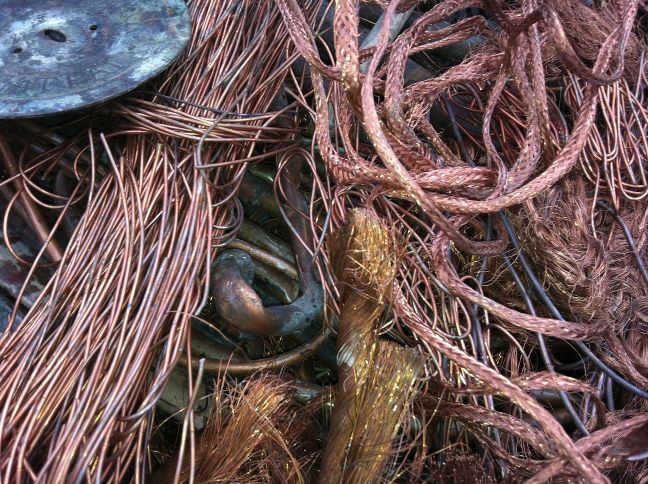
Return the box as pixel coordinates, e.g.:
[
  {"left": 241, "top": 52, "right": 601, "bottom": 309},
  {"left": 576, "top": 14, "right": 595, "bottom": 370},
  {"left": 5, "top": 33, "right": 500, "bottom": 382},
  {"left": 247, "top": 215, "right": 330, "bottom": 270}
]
[{"left": 0, "top": 0, "right": 190, "bottom": 118}]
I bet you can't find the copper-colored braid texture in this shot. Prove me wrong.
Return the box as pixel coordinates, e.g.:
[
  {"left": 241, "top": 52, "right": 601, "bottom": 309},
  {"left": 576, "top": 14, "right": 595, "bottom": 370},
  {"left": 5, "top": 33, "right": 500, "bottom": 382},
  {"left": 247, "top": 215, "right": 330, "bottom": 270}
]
[
  {"left": 276, "top": 0, "right": 646, "bottom": 481},
  {"left": 0, "top": 0, "right": 645, "bottom": 481}
]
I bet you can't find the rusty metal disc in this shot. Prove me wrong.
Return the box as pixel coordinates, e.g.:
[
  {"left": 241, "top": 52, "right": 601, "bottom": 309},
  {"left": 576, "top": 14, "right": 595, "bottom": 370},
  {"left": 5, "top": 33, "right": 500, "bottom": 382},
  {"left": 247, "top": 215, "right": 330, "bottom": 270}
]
[{"left": 0, "top": 0, "right": 190, "bottom": 118}]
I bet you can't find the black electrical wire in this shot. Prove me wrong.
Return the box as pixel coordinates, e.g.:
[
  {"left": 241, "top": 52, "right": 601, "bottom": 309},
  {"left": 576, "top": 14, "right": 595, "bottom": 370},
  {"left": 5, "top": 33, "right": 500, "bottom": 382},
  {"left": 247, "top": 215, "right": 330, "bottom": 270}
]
[
  {"left": 597, "top": 201, "right": 648, "bottom": 285},
  {"left": 446, "top": 94, "right": 647, "bottom": 401},
  {"left": 501, "top": 252, "right": 590, "bottom": 435},
  {"left": 444, "top": 97, "right": 590, "bottom": 434},
  {"left": 500, "top": 214, "right": 648, "bottom": 401}
]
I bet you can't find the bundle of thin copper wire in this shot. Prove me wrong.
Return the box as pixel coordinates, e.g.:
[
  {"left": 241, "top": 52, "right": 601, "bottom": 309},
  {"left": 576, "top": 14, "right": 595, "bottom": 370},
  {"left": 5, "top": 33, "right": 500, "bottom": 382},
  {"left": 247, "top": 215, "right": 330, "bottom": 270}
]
[
  {"left": 0, "top": 0, "right": 646, "bottom": 481},
  {"left": 0, "top": 0, "right": 316, "bottom": 480}
]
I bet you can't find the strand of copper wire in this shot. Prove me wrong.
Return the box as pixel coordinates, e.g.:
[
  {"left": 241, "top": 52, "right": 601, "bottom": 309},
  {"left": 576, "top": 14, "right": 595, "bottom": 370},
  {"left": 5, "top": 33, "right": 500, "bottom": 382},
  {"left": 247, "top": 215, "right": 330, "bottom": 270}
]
[
  {"left": 0, "top": 138, "right": 210, "bottom": 482},
  {"left": 444, "top": 56, "right": 648, "bottom": 385},
  {"left": 302, "top": 0, "right": 636, "bottom": 336},
  {"left": 0, "top": 0, "right": 636, "bottom": 480},
  {"left": 0, "top": 132, "right": 64, "bottom": 262},
  {"left": 0, "top": 129, "right": 95, "bottom": 270}
]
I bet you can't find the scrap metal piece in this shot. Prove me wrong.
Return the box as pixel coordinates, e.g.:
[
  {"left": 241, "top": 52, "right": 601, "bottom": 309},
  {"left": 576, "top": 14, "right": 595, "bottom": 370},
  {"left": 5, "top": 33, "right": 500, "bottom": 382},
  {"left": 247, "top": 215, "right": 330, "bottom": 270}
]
[{"left": 0, "top": 0, "right": 190, "bottom": 118}]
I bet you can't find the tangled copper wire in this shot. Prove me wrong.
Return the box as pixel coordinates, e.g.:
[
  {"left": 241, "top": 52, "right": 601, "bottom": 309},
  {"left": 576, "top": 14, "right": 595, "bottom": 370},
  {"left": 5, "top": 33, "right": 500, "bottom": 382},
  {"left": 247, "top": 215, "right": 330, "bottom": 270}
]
[
  {"left": 277, "top": 0, "right": 647, "bottom": 481},
  {"left": 0, "top": 0, "right": 317, "bottom": 480},
  {"left": 0, "top": 0, "right": 646, "bottom": 482}
]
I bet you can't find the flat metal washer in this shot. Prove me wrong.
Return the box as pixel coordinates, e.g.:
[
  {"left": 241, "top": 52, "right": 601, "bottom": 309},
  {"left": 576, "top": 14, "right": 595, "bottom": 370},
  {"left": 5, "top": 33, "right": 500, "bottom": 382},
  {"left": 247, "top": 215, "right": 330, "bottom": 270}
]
[{"left": 0, "top": 0, "right": 191, "bottom": 118}]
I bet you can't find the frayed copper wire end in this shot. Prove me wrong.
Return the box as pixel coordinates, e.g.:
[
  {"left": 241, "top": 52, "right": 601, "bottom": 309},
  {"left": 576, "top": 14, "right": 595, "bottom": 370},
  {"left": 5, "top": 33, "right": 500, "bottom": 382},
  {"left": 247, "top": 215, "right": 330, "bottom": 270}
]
[
  {"left": 155, "top": 375, "right": 318, "bottom": 483},
  {"left": 320, "top": 209, "right": 423, "bottom": 483}
]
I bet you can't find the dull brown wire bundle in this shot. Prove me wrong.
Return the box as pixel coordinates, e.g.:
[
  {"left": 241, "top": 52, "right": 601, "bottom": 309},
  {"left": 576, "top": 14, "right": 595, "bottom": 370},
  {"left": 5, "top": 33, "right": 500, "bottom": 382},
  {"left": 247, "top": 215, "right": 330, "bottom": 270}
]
[
  {"left": 508, "top": 175, "right": 648, "bottom": 385},
  {"left": 0, "top": 0, "right": 317, "bottom": 481}
]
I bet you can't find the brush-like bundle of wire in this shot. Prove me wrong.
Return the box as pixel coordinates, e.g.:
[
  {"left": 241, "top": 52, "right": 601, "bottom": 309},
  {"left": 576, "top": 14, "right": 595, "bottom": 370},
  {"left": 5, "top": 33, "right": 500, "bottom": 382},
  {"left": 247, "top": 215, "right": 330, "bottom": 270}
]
[
  {"left": 155, "top": 375, "right": 318, "bottom": 483},
  {"left": 320, "top": 209, "right": 422, "bottom": 483}
]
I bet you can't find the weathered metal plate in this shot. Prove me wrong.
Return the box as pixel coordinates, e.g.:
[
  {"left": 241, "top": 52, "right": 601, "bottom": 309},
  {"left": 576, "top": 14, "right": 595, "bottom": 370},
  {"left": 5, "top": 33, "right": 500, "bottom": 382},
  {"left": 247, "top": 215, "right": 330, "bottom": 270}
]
[{"left": 0, "top": 0, "right": 190, "bottom": 118}]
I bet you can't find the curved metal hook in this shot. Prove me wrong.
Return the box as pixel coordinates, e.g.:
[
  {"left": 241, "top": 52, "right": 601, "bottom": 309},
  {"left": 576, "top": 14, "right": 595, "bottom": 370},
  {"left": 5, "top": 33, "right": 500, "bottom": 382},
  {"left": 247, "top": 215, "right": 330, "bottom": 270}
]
[{"left": 210, "top": 154, "right": 323, "bottom": 337}]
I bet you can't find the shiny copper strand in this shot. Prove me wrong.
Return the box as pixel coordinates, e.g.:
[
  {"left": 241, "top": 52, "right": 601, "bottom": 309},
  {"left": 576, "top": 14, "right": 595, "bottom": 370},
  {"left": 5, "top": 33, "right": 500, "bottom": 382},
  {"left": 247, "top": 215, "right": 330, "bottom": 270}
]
[
  {"left": 0, "top": 0, "right": 307, "bottom": 481},
  {"left": 155, "top": 376, "right": 316, "bottom": 483},
  {"left": 0, "top": 0, "right": 643, "bottom": 481},
  {"left": 278, "top": 0, "right": 644, "bottom": 481},
  {"left": 320, "top": 209, "right": 422, "bottom": 483}
]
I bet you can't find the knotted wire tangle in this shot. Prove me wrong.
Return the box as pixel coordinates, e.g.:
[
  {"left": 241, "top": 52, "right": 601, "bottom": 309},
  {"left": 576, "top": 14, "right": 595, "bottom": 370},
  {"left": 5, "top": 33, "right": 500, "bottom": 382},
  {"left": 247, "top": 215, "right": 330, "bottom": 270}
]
[{"left": 0, "top": 0, "right": 645, "bottom": 481}]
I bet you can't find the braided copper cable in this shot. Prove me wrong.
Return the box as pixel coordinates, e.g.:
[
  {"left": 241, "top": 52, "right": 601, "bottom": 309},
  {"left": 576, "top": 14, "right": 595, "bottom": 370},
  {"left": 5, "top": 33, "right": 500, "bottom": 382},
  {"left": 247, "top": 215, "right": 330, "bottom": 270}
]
[{"left": 275, "top": 0, "right": 644, "bottom": 480}]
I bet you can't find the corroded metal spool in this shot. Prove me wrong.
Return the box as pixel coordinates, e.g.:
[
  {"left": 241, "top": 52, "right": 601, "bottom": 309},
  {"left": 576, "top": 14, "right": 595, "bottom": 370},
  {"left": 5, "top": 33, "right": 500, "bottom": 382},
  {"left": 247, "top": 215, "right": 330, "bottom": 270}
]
[{"left": 0, "top": 0, "right": 191, "bottom": 118}]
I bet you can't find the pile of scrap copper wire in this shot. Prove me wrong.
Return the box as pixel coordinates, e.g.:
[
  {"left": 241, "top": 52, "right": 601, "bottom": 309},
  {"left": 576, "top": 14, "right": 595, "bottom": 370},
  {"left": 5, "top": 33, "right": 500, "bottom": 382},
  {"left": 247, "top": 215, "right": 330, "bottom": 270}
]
[{"left": 0, "top": 0, "right": 647, "bottom": 481}]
